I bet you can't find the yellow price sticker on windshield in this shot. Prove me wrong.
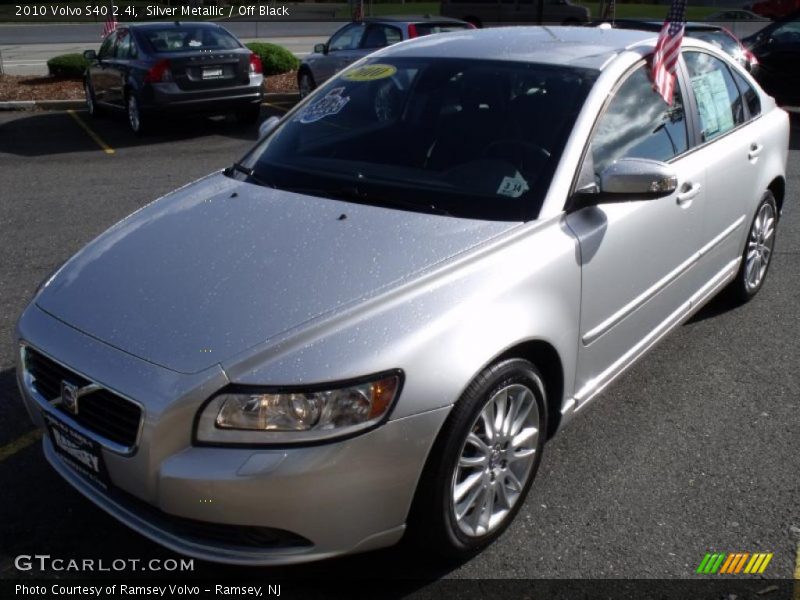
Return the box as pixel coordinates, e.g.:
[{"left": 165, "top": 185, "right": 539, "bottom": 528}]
[{"left": 342, "top": 64, "right": 397, "bottom": 82}]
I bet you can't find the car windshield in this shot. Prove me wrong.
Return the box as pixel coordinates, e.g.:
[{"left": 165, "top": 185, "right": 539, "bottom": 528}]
[
  {"left": 238, "top": 57, "right": 597, "bottom": 221},
  {"left": 142, "top": 26, "right": 240, "bottom": 53}
]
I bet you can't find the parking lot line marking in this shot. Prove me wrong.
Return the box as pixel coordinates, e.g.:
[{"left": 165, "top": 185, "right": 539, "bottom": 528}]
[
  {"left": 67, "top": 110, "right": 115, "bottom": 155},
  {"left": 0, "top": 429, "right": 42, "bottom": 464},
  {"left": 262, "top": 101, "right": 290, "bottom": 113}
]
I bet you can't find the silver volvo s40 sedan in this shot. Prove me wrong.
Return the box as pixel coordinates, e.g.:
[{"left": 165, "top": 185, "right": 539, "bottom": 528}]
[{"left": 15, "top": 27, "right": 789, "bottom": 565}]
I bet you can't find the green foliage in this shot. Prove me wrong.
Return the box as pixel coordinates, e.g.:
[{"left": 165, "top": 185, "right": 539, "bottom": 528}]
[
  {"left": 245, "top": 42, "right": 300, "bottom": 77},
  {"left": 46, "top": 53, "right": 89, "bottom": 78}
]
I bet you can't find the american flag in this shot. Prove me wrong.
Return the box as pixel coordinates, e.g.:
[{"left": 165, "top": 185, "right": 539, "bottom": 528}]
[
  {"left": 101, "top": 3, "right": 118, "bottom": 38},
  {"left": 651, "top": 0, "right": 687, "bottom": 105}
]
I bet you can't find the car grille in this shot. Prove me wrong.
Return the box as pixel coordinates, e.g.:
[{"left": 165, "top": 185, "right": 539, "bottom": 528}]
[{"left": 25, "top": 348, "right": 142, "bottom": 448}]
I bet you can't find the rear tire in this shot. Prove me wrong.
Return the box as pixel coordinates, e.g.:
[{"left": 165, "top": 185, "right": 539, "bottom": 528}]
[
  {"left": 408, "top": 358, "right": 547, "bottom": 560},
  {"left": 126, "top": 92, "right": 146, "bottom": 135},
  {"left": 728, "top": 191, "right": 778, "bottom": 303},
  {"left": 236, "top": 104, "right": 261, "bottom": 125}
]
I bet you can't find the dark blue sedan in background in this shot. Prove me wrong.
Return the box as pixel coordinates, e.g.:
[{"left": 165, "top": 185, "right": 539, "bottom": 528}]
[{"left": 83, "top": 22, "right": 264, "bottom": 134}]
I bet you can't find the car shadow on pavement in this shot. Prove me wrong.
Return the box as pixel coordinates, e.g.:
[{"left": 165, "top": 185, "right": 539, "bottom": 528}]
[
  {"left": 0, "top": 107, "right": 286, "bottom": 157},
  {"left": 686, "top": 289, "right": 740, "bottom": 324},
  {"left": 0, "top": 367, "right": 32, "bottom": 446}
]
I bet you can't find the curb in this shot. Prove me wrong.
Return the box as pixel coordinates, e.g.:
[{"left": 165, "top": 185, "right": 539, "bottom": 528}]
[
  {"left": 0, "top": 93, "right": 299, "bottom": 111},
  {"left": 0, "top": 99, "right": 84, "bottom": 111}
]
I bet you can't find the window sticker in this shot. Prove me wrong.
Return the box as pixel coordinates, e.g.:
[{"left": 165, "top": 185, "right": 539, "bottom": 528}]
[
  {"left": 296, "top": 87, "right": 350, "bottom": 124},
  {"left": 342, "top": 64, "right": 397, "bottom": 82},
  {"left": 691, "top": 70, "right": 734, "bottom": 139},
  {"left": 497, "top": 171, "right": 530, "bottom": 198}
]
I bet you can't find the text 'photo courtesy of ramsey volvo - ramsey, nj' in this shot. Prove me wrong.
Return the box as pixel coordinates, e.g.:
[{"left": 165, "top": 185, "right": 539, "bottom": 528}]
[{"left": 15, "top": 26, "right": 789, "bottom": 566}]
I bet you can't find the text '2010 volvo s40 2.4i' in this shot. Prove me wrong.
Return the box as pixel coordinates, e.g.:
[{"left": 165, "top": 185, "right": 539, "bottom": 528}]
[{"left": 16, "top": 27, "right": 789, "bottom": 565}]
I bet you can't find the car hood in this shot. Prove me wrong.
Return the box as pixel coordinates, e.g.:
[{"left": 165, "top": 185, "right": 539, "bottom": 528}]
[{"left": 36, "top": 173, "right": 517, "bottom": 374}]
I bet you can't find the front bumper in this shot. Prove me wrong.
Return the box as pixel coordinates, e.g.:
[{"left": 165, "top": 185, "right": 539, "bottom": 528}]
[{"left": 16, "top": 304, "right": 449, "bottom": 565}]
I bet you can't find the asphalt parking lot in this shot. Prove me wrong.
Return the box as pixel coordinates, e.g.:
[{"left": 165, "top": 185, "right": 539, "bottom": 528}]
[{"left": 0, "top": 105, "right": 798, "bottom": 587}]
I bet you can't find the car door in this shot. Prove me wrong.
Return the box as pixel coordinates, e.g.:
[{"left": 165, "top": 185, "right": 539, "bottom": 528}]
[
  {"left": 681, "top": 50, "right": 763, "bottom": 285},
  {"left": 105, "top": 28, "right": 132, "bottom": 107},
  {"left": 565, "top": 62, "right": 707, "bottom": 407},
  {"left": 318, "top": 23, "right": 367, "bottom": 82},
  {"left": 90, "top": 32, "right": 117, "bottom": 105}
]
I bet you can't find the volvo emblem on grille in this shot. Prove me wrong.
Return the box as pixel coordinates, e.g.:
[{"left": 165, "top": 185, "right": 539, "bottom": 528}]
[{"left": 60, "top": 381, "right": 80, "bottom": 414}]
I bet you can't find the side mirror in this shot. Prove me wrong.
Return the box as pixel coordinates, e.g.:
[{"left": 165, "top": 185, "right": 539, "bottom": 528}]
[
  {"left": 314, "top": 43, "right": 327, "bottom": 55},
  {"left": 258, "top": 115, "right": 280, "bottom": 139},
  {"left": 573, "top": 158, "right": 677, "bottom": 207},
  {"left": 83, "top": 49, "right": 97, "bottom": 61},
  {"left": 599, "top": 158, "right": 677, "bottom": 198}
]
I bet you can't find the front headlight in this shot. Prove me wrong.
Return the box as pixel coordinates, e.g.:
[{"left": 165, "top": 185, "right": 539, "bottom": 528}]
[{"left": 194, "top": 371, "right": 402, "bottom": 445}]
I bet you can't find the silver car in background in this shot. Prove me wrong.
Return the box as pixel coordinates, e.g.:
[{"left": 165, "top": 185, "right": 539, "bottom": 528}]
[
  {"left": 15, "top": 27, "right": 789, "bottom": 565},
  {"left": 297, "top": 16, "right": 474, "bottom": 97}
]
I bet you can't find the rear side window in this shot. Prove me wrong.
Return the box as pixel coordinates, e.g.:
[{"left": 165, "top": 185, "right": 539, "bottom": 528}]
[
  {"left": 413, "top": 23, "right": 473, "bottom": 36},
  {"left": 684, "top": 51, "right": 745, "bottom": 142},
  {"left": 591, "top": 64, "right": 689, "bottom": 175},
  {"left": 731, "top": 70, "right": 761, "bottom": 119},
  {"left": 362, "top": 24, "right": 402, "bottom": 49},
  {"left": 143, "top": 27, "right": 240, "bottom": 53}
]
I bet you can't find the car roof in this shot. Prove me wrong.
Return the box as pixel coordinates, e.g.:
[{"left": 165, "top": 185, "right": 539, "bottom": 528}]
[
  {"left": 380, "top": 26, "right": 658, "bottom": 69},
  {"left": 610, "top": 19, "right": 725, "bottom": 32},
  {"left": 363, "top": 15, "right": 468, "bottom": 24},
  {"left": 127, "top": 21, "right": 224, "bottom": 30}
]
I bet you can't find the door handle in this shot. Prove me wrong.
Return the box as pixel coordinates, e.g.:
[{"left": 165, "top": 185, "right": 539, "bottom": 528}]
[
  {"left": 676, "top": 182, "right": 701, "bottom": 206},
  {"left": 748, "top": 143, "right": 763, "bottom": 160}
]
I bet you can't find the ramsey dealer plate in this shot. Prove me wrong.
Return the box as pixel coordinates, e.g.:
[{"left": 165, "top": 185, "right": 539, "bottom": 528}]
[
  {"left": 202, "top": 67, "right": 223, "bottom": 79},
  {"left": 44, "top": 411, "right": 110, "bottom": 490}
]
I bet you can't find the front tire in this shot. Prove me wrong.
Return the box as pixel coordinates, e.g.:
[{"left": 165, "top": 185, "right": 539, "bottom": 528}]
[
  {"left": 729, "top": 191, "right": 778, "bottom": 303},
  {"left": 409, "top": 359, "right": 547, "bottom": 559},
  {"left": 298, "top": 70, "right": 316, "bottom": 99},
  {"left": 84, "top": 79, "right": 102, "bottom": 117}
]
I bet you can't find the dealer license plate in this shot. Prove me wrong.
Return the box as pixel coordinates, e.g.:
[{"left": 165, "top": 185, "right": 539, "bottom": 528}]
[
  {"left": 202, "top": 67, "right": 223, "bottom": 79},
  {"left": 44, "top": 411, "right": 110, "bottom": 490}
]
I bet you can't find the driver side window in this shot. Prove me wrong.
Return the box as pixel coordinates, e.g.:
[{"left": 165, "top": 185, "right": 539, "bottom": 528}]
[
  {"left": 328, "top": 24, "right": 366, "bottom": 52},
  {"left": 591, "top": 64, "right": 689, "bottom": 176},
  {"left": 98, "top": 32, "right": 117, "bottom": 60}
]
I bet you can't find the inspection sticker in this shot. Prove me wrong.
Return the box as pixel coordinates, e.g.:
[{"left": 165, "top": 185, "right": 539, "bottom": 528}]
[
  {"left": 497, "top": 171, "right": 530, "bottom": 198},
  {"left": 296, "top": 87, "right": 350, "bottom": 124},
  {"left": 342, "top": 64, "right": 397, "bottom": 82}
]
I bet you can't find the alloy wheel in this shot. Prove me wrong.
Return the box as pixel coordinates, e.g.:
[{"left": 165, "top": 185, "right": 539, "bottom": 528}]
[
  {"left": 127, "top": 95, "right": 141, "bottom": 133},
  {"left": 84, "top": 82, "right": 94, "bottom": 115},
  {"left": 451, "top": 383, "right": 540, "bottom": 537},
  {"left": 744, "top": 200, "right": 776, "bottom": 293},
  {"left": 299, "top": 73, "right": 313, "bottom": 98}
]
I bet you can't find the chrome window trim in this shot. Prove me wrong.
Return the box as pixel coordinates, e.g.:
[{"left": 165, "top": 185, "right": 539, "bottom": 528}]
[{"left": 19, "top": 342, "right": 145, "bottom": 456}]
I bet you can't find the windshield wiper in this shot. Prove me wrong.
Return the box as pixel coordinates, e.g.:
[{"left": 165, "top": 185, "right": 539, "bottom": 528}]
[
  {"left": 225, "top": 162, "right": 275, "bottom": 189},
  {"left": 283, "top": 185, "right": 452, "bottom": 217}
]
